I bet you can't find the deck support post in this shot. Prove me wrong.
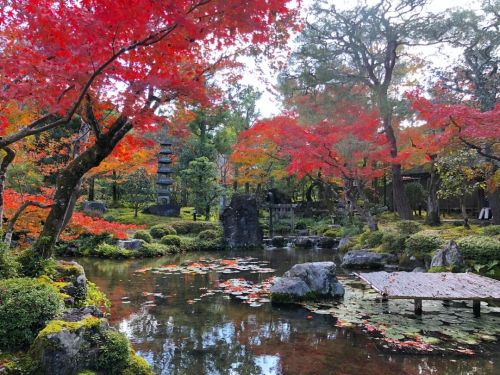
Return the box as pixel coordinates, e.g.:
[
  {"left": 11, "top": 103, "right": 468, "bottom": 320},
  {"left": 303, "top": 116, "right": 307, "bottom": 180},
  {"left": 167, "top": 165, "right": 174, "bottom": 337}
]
[
  {"left": 473, "top": 300, "right": 480, "bottom": 317},
  {"left": 414, "top": 299, "right": 422, "bottom": 315}
]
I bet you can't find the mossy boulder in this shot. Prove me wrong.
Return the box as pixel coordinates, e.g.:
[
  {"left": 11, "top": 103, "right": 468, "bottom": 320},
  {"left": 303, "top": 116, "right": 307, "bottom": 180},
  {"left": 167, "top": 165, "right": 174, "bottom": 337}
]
[{"left": 29, "top": 309, "right": 152, "bottom": 375}]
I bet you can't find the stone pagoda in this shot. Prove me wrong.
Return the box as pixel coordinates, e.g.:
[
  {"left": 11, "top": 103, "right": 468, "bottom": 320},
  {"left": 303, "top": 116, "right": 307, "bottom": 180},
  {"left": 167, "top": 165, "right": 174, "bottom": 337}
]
[
  {"left": 157, "top": 137, "right": 174, "bottom": 205},
  {"left": 144, "top": 127, "right": 180, "bottom": 216}
]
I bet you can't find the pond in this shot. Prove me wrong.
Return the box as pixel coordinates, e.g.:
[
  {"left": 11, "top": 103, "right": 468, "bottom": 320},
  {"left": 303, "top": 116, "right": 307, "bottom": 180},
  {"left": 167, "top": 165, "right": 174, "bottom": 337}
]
[{"left": 76, "top": 248, "right": 500, "bottom": 375}]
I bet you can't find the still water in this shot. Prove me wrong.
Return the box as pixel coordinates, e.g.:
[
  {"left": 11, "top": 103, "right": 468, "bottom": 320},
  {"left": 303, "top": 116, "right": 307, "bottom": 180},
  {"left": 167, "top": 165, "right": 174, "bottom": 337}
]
[{"left": 77, "top": 248, "right": 500, "bottom": 375}]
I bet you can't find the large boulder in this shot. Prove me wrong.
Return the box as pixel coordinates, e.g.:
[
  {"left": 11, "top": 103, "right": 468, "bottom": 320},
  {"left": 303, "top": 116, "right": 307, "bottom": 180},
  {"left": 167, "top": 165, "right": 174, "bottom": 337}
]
[
  {"left": 270, "top": 262, "right": 344, "bottom": 302},
  {"left": 430, "top": 240, "right": 463, "bottom": 268},
  {"left": 341, "top": 250, "right": 396, "bottom": 269},
  {"left": 29, "top": 310, "right": 109, "bottom": 375},
  {"left": 294, "top": 236, "right": 316, "bottom": 248},
  {"left": 82, "top": 201, "right": 107, "bottom": 214},
  {"left": 221, "top": 194, "right": 263, "bottom": 248}
]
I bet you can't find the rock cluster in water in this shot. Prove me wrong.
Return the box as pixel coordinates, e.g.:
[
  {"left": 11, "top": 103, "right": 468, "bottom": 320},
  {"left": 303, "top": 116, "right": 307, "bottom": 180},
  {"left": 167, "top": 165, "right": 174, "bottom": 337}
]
[
  {"left": 270, "top": 262, "right": 345, "bottom": 302},
  {"left": 341, "top": 250, "right": 397, "bottom": 269}
]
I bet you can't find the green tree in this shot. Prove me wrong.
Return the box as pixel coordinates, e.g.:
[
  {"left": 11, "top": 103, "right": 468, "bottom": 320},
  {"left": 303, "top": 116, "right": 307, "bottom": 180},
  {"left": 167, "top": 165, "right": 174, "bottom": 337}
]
[
  {"left": 121, "top": 168, "right": 155, "bottom": 217},
  {"left": 181, "top": 157, "right": 222, "bottom": 220},
  {"left": 437, "top": 150, "right": 486, "bottom": 229}
]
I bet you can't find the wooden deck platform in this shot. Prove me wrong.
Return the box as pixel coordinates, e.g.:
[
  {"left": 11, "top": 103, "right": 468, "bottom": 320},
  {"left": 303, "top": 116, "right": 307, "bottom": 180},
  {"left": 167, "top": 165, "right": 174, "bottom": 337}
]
[{"left": 356, "top": 272, "right": 500, "bottom": 316}]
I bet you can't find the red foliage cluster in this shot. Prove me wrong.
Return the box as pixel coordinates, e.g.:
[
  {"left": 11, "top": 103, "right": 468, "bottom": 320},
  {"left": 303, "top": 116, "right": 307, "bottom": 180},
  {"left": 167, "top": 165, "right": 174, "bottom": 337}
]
[
  {"left": 233, "top": 107, "right": 390, "bottom": 186},
  {"left": 61, "top": 213, "right": 145, "bottom": 241}
]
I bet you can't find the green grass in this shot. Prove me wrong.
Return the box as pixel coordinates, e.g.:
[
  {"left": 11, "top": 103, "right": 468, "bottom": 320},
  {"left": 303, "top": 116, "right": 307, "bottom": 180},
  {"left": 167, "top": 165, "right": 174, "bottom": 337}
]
[{"left": 103, "top": 207, "right": 213, "bottom": 227}]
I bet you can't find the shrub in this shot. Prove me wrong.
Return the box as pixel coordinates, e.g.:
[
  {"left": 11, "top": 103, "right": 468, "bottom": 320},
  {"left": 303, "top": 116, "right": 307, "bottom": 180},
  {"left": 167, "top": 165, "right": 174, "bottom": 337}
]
[
  {"left": 0, "top": 243, "right": 19, "bottom": 279},
  {"left": 198, "top": 229, "right": 221, "bottom": 241},
  {"left": 483, "top": 225, "right": 500, "bottom": 236},
  {"left": 359, "top": 230, "right": 384, "bottom": 248},
  {"left": 381, "top": 231, "right": 407, "bottom": 253},
  {"left": 341, "top": 225, "right": 364, "bottom": 237},
  {"left": 395, "top": 220, "right": 422, "bottom": 236},
  {"left": 139, "top": 243, "right": 173, "bottom": 257},
  {"left": 405, "top": 231, "right": 444, "bottom": 254},
  {"left": 133, "top": 230, "right": 153, "bottom": 243},
  {"left": 18, "top": 248, "right": 57, "bottom": 277},
  {"left": 0, "top": 278, "right": 64, "bottom": 350},
  {"left": 324, "top": 228, "right": 342, "bottom": 238},
  {"left": 124, "top": 354, "right": 154, "bottom": 375},
  {"left": 295, "top": 221, "right": 308, "bottom": 230},
  {"left": 170, "top": 221, "right": 220, "bottom": 235},
  {"left": 179, "top": 237, "right": 224, "bottom": 252},
  {"left": 456, "top": 235, "right": 500, "bottom": 263},
  {"left": 92, "top": 243, "right": 132, "bottom": 258},
  {"left": 149, "top": 224, "right": 176, "bottom": 239},
  {"left": 96, "top": 330, "right": 130, "bottom": 374},
  {"left": 160, "top": 235, "right": 182, "bottom": 247},
  {"left": 85, "top": 281, "right": 111, "bottom": 312}
]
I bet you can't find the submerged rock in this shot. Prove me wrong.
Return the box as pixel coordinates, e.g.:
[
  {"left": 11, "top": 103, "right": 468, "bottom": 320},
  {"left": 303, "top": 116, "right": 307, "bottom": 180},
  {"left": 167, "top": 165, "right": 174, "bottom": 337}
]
[
  {"left": 341, "top": 250, "right": 396, "bottom": 269},
  {"left": 270, "top": 262, "right": 344, "bottom": 302},
  {"left": 430, "top": 240, "right": 463, "bottom": 268}
]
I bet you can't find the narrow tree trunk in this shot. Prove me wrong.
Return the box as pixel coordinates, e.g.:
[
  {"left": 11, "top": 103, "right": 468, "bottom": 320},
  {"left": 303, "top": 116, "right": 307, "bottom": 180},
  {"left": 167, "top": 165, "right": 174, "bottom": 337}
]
[
  {"left": 0, "top": 147, "right": 15, "bottom": 225},
  {"left": 245, "top": 182, "right": 250, "bottom": 194},
  {"left": 88, "top": 176, "right": 95, "bottom": 201},
  {"left": 34, "top": 117, "right": 132, "bottom": 258},
  {"left": 134, "top": 205, "right": 139, "bottom": 218},
  {"left": 345, "top": 180, "right": 378, "bottom": 231},
  {"left": 460, "top": 198, "right": 470, "bottom": 229},
  {"left": 112, "top": 170, "right": 118, "bottom": 206},
  {"left": 487, "top": 188, "right": 500, "bottom": 225},
  {"left": 205, "top": 205, "right": 210, "bottom": 221},
  {"left": 378, "top": 92, "right": 412, "bottom": 220},
  {"left": 425, "top": 163, "right": 441, "bottom": 226}
]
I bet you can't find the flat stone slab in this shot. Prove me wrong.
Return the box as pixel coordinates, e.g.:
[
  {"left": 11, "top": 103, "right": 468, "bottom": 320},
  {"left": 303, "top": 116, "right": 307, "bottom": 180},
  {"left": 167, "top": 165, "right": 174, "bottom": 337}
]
[{"left": 357, "top": 271, "right": 500, "bottom": 300}]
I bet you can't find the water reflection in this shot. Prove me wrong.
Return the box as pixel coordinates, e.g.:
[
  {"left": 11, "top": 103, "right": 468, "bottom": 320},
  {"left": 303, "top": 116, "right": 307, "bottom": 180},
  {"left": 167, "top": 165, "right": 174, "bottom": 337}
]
[{"left": 76, "top": 249, "right": 500, "bottom": 375}]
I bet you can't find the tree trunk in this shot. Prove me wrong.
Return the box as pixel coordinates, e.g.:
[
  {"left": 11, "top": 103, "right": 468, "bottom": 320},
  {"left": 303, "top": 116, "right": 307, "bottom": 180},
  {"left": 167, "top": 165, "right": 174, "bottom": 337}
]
[
  {"left": 378, "top": 91, "right": 412, "bottom": 220},
  {"left": 425, "top": 163, "right": 441, "bottom": 226},
  {"left": 460, "top": 198, "right": 470, "bottom": 229},
  {"left": 34, "top": 117, "right": 132, "bottom": 258},
  {"left": 488, "top": 187, "right": 500, "bottom": 225},
  {"left": 134, "top": 205, "right": 139, "bottom": 218},
  {"left": 205, "top": 205, "right": 210, "bottom": 221},
  {"left": 112, "top": 170, "right": 118, "bottom": 206},
  {"left": 0, "top": 147, "right": 15, "bottom": 225},
  {"left": 88, "top": 176, "right": 95, "bottom": 201},
  {"left": 346, "top": 180, "right": 378, "bottom": 231}
]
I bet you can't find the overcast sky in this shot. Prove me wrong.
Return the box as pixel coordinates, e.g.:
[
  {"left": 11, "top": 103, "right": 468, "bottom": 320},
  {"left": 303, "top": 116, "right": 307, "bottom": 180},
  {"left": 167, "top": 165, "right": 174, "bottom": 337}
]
[{"left": 240, "top": 0, "right": 481, "bottom": 118}]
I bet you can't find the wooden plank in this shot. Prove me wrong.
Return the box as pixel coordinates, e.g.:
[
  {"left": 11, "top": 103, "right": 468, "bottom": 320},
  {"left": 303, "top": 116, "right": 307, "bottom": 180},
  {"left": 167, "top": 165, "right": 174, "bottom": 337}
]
[{"left": 356, "top": 272, "right": 500, "bottom": 301}]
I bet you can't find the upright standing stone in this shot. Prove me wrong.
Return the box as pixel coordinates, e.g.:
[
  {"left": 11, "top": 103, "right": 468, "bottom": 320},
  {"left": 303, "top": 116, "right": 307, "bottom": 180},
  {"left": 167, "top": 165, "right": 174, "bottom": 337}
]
[{"left": 221, "top": 194, "right": 262, "bottom": 248}]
